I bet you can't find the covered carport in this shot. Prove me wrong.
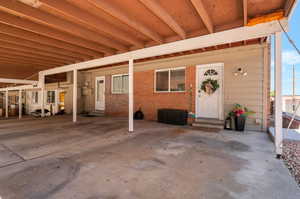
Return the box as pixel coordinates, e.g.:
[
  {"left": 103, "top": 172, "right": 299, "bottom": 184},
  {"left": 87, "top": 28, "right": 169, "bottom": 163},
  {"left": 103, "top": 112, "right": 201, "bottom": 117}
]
[
  {"left": 0, "top": 0, "right": 299, "bottom": 198},
  {"left": 0, "top": 0, "right": 296, "bottom": 157}
]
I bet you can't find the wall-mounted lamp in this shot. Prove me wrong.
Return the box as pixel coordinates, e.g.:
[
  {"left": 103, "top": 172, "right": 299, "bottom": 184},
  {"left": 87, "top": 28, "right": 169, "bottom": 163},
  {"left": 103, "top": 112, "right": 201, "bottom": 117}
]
[{"left": 233, "top": 67, "right": 248, "bottom": 76}]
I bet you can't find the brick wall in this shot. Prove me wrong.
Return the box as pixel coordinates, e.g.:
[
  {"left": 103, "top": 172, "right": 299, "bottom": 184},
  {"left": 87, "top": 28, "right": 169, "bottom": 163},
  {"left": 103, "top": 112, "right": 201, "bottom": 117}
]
[
  {"left": 104, "top": 66, "right": 196, "bottom": 120},
  {"left": 134, "top": 66, "right": 196, "bottom": 120},
  {"left": 105, "top": 75, "right": 129, "bottom": 117}
]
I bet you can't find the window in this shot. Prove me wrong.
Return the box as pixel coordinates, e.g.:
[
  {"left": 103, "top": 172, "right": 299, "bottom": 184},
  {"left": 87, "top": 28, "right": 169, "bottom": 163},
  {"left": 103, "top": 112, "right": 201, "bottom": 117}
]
[
  {"left": 155, "top": 68, "right": 185, "bottom": 92},
  {"left": 112, "top": 74, "right": 128, "bottom": 94},
  {"left": 32, "top": 91, "right": 39, "bottom": 104},
  {"left": 47, "top": 91, "right": 55, "bottom": 104}
]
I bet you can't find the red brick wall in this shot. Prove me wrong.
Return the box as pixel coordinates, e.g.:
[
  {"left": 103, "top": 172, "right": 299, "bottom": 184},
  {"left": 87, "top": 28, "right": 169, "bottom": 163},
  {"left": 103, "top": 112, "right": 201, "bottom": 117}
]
[
  {"left": 104, "top": 66, "right": 196, "bottom": 120},
  {"left": 134, "top": 66, "right": 196, "bottom": 120},
  {"left": 105, "top": 75, "right": 129, "bottom": 117}
]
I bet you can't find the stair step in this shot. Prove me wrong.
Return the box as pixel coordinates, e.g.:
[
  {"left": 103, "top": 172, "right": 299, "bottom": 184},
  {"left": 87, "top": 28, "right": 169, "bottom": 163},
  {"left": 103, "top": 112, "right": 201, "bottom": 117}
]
[
  {"left": 87, "top": 110, "right": 105, "bottom": 117},
  {"left": 195, "top": 118, "right": 224, "bottom": 125},
  {"left": 192, "top": 123, "right": 224, "bottom": 129}
]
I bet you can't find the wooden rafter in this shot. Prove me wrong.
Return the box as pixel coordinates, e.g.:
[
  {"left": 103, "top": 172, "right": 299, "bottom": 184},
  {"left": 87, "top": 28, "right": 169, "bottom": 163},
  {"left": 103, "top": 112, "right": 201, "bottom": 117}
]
[
  {"left": 243, "top": 0, "right": 248, "bottom": 25},
  {"left": 0, "top": 65, "right": 44, "bottom": 72},
  {"left": 0, "top": 12, "right": 111, "bottom": 56},
  {"left": 138, "top": 19, "right": 243, "bottom": 50},
  {"left": 0, "top": 33, "right": 84, "bottom": 61},
  {"left": 0, "top": 40, "right": 77, "bottom": 63},
  {"left": 88, "top": 0, "right": 164, "bottom": 43},
  {"left": 0, "top": 63, "right": 55, "bottom": 72},
  {"left": 0, "top": 60, "right": 50, "bottom": 68},
  {"left": 0, "top": 0, "right": 123, "bottom": 52},
  {"left": 0, "top": 47, "right": 70, "bottom": 64},
  {"left": 0, "top": 23, "right": 97, "bottom": 58},
  {"left": 40, "top": 0, "right": 144, "bottom": 48},
  {"left": 0, "top": 58, "right": 49, "bottom": 66},
  {"left": 138, "top": 0, "right": 186, "bottom": 39},
  {"left": 0, "top": 55, "right": 62, "bottom": 67},
  {"left": 190, "top": 0, "right": 214, "bottom": 33},
  {"left": 0, "top": 50, "right": 67, "bottom": 65}
]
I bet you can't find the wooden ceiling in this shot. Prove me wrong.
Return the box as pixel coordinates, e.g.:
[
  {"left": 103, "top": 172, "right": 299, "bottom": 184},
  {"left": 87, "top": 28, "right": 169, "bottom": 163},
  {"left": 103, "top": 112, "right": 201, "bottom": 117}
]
[{"left": 0, "top": 0, "right": 293, "bottom": 80}]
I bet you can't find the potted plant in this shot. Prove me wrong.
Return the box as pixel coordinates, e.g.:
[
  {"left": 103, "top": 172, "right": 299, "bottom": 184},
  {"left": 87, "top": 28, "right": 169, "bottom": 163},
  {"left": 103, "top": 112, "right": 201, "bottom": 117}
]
[{"left": 228, "top": 104, "right": 255, "bottom": 131}]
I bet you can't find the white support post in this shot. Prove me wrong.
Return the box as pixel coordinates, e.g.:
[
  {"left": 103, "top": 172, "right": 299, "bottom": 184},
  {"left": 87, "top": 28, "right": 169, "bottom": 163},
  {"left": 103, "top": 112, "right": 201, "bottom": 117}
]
[
  {"left": 275, "top": 32, "right": 283, "bottom": 157},
  {"left": 5, "top": 89, "right": 8, "bottom": 118},
  {"left": 19, "top": 89, "right": 22, "bottom": 120},
  {"left": 40, "top": 75, "right": 45, "bottom": 117},
  {"left": 73, "top": 69, "right": 77, "bottom": 123},
  {"left": 128, "top": 59, "right": 134, "bottom": 132}
]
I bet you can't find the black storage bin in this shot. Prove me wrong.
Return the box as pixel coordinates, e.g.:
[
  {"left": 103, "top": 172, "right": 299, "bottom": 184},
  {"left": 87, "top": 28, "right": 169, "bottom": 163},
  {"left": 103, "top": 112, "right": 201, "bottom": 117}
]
[{"left": 157, "top": 109, "right": 188, "bottom": 125}]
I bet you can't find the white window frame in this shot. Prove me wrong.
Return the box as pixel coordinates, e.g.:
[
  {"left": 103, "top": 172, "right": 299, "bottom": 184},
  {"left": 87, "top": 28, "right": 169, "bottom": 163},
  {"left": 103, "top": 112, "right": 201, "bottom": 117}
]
[
  {"left": 154, "top": 67, "right": 186, "bottom": 93},
  {"left": 32, "top": 91, "right": 39, "bottom": 104},
  {"left": 111, "top": 73, "right": 129, "bottom": 94}
]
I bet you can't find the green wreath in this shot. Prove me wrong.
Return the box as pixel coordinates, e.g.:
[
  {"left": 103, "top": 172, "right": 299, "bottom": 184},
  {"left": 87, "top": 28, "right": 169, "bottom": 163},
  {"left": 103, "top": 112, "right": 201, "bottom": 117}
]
[{"left": 200, "top": 78, "right": 220, "bottom": 95}]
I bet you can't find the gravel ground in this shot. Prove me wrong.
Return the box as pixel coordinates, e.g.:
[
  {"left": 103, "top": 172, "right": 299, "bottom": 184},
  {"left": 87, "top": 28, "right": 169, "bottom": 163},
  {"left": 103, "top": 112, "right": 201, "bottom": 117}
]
[{"left": 283, "top": 140, "right": 300, "bottom": 186}]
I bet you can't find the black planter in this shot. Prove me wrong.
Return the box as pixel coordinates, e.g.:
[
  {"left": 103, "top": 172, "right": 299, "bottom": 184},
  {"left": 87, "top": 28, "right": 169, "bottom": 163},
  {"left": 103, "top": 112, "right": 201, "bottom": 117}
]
[{"left": 235, "top": 116, "right": 246, "bottom": 131}]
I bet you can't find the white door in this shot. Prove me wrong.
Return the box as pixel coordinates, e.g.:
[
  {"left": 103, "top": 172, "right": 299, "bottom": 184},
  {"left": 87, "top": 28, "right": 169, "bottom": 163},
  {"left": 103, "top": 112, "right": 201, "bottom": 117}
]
[
  {"left": 196, "top": 63, "right": 223, "bottom": 119},
  {"left": 95, "top": 76, "right": 105, "bottom": 110}
]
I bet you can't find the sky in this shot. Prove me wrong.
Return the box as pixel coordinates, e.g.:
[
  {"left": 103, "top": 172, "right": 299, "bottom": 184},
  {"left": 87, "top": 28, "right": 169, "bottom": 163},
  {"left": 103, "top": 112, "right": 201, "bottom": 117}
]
[{"left": 271, "top": 3, "right": 300, "bottom": 95}]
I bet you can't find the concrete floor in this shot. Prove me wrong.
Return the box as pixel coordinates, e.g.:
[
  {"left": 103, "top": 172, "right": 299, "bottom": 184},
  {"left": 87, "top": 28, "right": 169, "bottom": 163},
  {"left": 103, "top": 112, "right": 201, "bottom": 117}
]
[{"left": 0, "top": 116, "right": 299, "bottom": 199}]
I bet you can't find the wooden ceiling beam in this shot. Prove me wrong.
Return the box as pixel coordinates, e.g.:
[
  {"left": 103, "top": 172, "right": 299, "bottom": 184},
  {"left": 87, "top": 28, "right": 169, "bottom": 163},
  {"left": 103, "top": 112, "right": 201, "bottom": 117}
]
[
  {"left": 243, "top": 0, "right": 248, "bottom": 25},
  {"left": 40, "top": 0, "right": 144, "bottom": 48},
  {"left": 0, "top": 63, "right": 46, "bottom": 71},
  {"left": 0, "top": 47, "right": 70, "bottom": 65},
  {"left": 0, "top": 50, "right": 67, "bottom": 66},
  {"left": 0, "top": 58, "right": 49, "bottom": 66},
  {"left": 88, "top": 0, "right": 164, "bottom": 43},
  {"left": 138, "top": 0, "right": 186, "bottom": 39},
  {"left": 0, "top": 40, "right": 78, "bottom": 63},
  {"left": 0, "top": 67, "right": 44, "bottom": 78},
  {"left": 0, "top": 55, "right": 61, "bottom": 67},
  {"left": 0, "top": 33, "right": 84, "bottom": 62},
  {"left": 190, "top": 0, "right": 214, "bottom": 33},
  {"left": 0, "top": 11, "right": 109, "bottom": 56},
  {"left": 0, "top": 0, "right": 125, "bottom": 52},
  {"left": 0, "top": 23, "right": 96, "bottom": 59},
  {"left": 134, "top": 19, "right": 243, "bottom": 50}
]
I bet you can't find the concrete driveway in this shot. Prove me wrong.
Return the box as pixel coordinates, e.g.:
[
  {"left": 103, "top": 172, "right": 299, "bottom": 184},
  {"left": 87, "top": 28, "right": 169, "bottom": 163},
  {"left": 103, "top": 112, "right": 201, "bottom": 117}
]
[{"left": 0, "top": 116, "right": 299, "bottom": 199}]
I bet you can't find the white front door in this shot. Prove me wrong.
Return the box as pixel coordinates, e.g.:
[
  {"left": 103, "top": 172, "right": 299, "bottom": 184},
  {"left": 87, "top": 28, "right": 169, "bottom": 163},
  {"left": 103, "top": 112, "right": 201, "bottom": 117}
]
[
  {"left": 95, "top": 76, "right": 105, "bottom": 110},
  {"left": 196, "top": 63, "right": 223, "bottom": 119}
]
